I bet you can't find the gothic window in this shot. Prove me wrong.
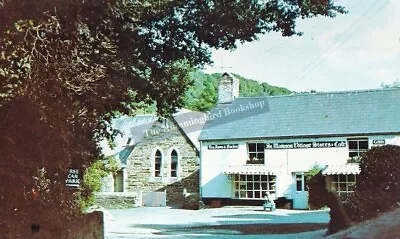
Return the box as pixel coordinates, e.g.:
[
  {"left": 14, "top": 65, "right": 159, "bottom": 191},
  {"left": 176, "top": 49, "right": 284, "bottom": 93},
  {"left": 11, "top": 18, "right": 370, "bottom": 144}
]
[
  {"left": 154, "top": 150, "right": 162, "bottom": 177},
  {"left": 170, "top": 150, "right": 178, "bottom": 178}
]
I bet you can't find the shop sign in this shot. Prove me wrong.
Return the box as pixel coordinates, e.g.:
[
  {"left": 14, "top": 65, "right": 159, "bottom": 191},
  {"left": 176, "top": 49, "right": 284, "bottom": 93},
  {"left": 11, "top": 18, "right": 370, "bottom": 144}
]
[
  {"left": 372, "top": 140, "right": 385, "bottom": 145},
  {"left": 66, "top": 168, "right": 80, "bottom": 188},
  {"left": 265, "top": 141, "right": 346, "bottom": 149},
  {"left": 208, "top": 144, "right": 239, "bottom": 150}
]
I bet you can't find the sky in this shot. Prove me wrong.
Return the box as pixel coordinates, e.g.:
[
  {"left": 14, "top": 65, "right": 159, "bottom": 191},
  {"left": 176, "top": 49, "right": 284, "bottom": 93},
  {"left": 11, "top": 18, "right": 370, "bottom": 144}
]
[{"left": 204, "top": 0, "right": 400, "bottom": 92}]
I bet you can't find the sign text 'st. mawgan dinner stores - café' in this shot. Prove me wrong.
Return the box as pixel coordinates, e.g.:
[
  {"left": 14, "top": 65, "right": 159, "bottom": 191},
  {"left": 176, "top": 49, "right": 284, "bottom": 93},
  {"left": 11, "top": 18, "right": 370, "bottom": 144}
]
[{"left": 198, "top": 73, "right": 400, "bottom": 209}]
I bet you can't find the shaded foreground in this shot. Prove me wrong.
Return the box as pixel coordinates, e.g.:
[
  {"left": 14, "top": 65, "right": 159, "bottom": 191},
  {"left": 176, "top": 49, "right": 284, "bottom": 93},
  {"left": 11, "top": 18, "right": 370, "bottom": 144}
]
[{"left": 152, "top": 223, "right": 328, "bottom": 236}]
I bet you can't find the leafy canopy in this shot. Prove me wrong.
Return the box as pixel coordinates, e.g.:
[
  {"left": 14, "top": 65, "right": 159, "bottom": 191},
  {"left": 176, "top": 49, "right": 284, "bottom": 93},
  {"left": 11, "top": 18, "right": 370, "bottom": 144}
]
[{"left": 0, "top": 0, "right": 345, "bottom": 235}]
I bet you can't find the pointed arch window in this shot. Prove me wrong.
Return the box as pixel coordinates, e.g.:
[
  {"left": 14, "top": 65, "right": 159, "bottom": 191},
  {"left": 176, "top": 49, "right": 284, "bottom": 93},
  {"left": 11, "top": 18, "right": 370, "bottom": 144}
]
[
  {"left": 155, "top": 150, "right": 162, "bottom": 177},
  {"left": 171, "top": 150, "right": 178, "bottom": 178}
]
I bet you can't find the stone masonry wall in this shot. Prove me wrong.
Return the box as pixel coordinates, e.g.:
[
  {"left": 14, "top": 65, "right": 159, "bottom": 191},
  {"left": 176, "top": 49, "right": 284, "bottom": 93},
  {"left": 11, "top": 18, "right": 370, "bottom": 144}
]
[
  {"left": 95, "top": 192, "right": 139, "bottom": 209},
  {"left": 126, "top": 119, "right": 199, "bottom": 202}
]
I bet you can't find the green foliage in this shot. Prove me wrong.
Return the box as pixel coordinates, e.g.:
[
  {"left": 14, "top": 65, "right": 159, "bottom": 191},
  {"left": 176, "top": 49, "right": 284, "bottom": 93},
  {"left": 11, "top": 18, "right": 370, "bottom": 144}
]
[
  {"left": 80, "top": 156, "right": 119, "bottom": 210},
  {"left": 237, "top": 76, "right": 264, "bottom": 97},
  {"left": 183, "top": 71, "right": 293, "bottom": 112},
  {"left": 305, "top": 164, "right": 323, "bottom": 181},
  {"left": 261, "top": 82, "right": 293, "bottom": 96},
  {"left": 183, "top": 71, "right": 218, "bottom": 111},
  {"left": 306, "top": 164, "right": 329, "bottom": 209},
  {"left": 234, "top": 74, "right": 293, "bottom": 97}
]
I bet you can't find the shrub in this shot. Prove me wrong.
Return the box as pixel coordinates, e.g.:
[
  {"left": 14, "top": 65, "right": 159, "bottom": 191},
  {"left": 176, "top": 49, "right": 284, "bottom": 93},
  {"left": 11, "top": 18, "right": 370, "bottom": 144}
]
[
  {"left": 357, "top": 145, "right": 400, "bottom": 200},
  {"left": 327, "top": 192, "right": 352, "bottom": 234},
  {"left": 306, "top": 164, "right": 329, "bottom": 209},
  {"left": 342, "top": 145, "right": 400, "bottom": 222},
  {"left": 80, "top": 156, "right": 119, "bottom": 210},
  {"left": 341, "top": 190, "right": 395, "bottom": 222}
]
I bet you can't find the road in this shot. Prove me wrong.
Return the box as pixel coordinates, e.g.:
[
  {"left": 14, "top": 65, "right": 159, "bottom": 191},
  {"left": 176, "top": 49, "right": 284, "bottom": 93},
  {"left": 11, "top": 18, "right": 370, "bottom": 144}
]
[{"left": 104, "top": 206, "right": 330, "bottom": 239}]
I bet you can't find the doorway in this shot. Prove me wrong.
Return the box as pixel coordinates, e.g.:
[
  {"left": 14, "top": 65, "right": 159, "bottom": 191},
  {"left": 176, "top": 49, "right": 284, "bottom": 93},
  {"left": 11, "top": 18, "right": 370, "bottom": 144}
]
[
  {"left": 114, "top": 170, "right": 124, "bottom": 192},
  {"left": 292, "top": 172, "right": 309, "bottom": 209}
]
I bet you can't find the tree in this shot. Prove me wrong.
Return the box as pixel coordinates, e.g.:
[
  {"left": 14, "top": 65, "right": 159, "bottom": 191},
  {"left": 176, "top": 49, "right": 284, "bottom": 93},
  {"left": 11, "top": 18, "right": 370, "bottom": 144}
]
[
  {"left": 381, "top": 80, "right": 400, "bottom": 89},
  {"left": 183, "top": 71, "right": 293, "bottom": 112},
  {"left": 183, "top": 71, "right": 219, "bottom": 112},
  {"left": 0, "top": 0, "right": 345, "bottom": 236}
]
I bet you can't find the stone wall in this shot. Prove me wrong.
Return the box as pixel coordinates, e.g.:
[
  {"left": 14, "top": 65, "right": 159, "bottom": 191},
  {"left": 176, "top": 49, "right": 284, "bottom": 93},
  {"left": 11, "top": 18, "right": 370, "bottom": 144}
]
[
  {"left": 95, "top": 192, "right": 140, "bottom": 209},
  {"left": 126, "top": 119, "right": 199, "bottom": 202},
  {"left": 9, "top": 211, "right": 104, "bottom": 239}
]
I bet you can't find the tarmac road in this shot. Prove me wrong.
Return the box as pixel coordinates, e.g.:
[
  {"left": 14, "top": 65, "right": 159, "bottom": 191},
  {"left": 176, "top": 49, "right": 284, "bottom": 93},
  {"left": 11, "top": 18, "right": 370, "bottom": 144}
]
[{"left": 104, "top": 206, "right": 330, "bottom": 239}]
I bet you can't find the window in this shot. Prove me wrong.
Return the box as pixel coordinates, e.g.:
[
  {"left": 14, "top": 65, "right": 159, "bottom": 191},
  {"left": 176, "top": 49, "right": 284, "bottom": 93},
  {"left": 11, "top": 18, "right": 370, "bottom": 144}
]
[
  {"left": 170, "top": 150, "right": 178, "bottom": 178},
  {"left": 330, "top": 174, "right": 357, "bottom": 196},
  {"left": 154, "top": 150, "right": 162, "bottom": 177},
  {"left": 126, "top": 137, "right": 132, "bottom": 145},
  {"left": 295, "top": 173, "right": 308, "bottom": 192},
  {"left": 247, "top": 143, "right": 265, "bottom": 164},
  {"left": 233, "top": 174, "right": 276, "bottom": 199},
  {"left": 348, "top": 138, "right": 369, "bottom": 158}
]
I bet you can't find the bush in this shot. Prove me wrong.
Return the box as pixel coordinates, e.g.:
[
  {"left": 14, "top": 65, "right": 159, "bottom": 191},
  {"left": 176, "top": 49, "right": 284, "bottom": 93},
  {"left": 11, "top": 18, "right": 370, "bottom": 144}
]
[
  {"left": 342, "top": 145, "right": 400, "bottom": 222},
  {"left": 183, "top": 193, "right": 200, "bottom": 210},
  {"left": 327, "top": 192, "right": 352, "bottom": 234},
  {"left": 306, "top": 164, "right": 329, "bottom": 209},
  {"left": 357, "top": 145, "right": 400, "bottom": 200},
  {"left": 341, "top": 190, "right": 395, "bottom": 222},
  {"left": 80, "top": 156, "right": 119, "bottom": 210}
]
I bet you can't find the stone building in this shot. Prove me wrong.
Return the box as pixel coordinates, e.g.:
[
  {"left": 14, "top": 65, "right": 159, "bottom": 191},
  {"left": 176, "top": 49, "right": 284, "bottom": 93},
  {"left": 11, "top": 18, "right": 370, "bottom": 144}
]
[{"left": 99, "top": 109, "right": 205, "bottom": 206}]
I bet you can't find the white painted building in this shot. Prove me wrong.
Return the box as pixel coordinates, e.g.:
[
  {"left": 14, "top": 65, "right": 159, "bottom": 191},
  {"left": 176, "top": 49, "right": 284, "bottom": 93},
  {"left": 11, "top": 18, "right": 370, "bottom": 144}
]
[{"left": 198, "top": 73, "right": 400, "bottom": 209}]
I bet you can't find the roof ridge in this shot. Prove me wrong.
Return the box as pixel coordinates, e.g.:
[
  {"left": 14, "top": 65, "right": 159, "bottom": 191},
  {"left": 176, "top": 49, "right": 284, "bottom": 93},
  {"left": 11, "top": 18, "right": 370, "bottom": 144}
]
[{"left": 236, "top": 87, "right": 400, "bottom": 100}]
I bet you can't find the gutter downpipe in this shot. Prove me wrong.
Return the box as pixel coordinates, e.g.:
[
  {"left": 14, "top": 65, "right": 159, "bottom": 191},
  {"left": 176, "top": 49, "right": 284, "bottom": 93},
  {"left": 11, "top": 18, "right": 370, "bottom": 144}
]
[{"left": 199, "top": 140, "right": 203, "bottom": 200}]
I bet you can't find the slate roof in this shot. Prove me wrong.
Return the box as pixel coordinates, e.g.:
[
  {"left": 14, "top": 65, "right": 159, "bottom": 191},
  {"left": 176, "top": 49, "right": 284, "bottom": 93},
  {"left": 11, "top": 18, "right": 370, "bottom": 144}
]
[
  {"left": 199, "top": 88, "right": 400, "bottom": 141},
  {"left": 99, "top": 115, "right": 157, "bottom": 165},
  {"left": 99, "top": 109, "right": 206, "bottom": 165},
  {"left": 173, "top": 109, "right": 207, "bottom": 150}
]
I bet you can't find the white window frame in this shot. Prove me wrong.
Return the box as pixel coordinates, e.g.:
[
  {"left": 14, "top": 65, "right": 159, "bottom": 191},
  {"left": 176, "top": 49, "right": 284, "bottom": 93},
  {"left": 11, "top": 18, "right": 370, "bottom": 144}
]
[
  {"left": 330, "top": 174, "right": 357, "bottom": 196},
  {"left": 232, "top": 174, "right": 276, "bottom": 200},
  {"left": 247, "top": 143, "right": 265, "bottom": 164},
  {"left": 348, "top": 138, "right": 369, "bottom": 158}
]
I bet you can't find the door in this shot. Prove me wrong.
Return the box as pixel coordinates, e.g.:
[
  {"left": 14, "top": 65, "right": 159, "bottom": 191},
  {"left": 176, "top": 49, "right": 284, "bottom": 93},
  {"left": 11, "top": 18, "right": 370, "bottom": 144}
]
[
  {"left": 113, "top": 170, "right": 124, "bottom": 192},
  {"left": 293, "top": 173, "right": 309, "bottom": 209}
]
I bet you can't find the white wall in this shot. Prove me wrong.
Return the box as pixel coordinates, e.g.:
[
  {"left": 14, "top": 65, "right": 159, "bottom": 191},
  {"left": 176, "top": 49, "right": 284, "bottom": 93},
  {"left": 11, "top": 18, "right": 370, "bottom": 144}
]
[
  {"left": 200, "top": 135, "right": 400, "bottom": 200},
  {"left": 201, "top": 141, "right": 246, "bottom": 198}
]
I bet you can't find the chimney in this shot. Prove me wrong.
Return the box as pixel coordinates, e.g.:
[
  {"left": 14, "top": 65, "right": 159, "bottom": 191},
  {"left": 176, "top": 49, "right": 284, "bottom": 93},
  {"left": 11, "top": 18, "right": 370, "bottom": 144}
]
[{"left": 217, "top": 72, "right": 239, "bottom": 104}]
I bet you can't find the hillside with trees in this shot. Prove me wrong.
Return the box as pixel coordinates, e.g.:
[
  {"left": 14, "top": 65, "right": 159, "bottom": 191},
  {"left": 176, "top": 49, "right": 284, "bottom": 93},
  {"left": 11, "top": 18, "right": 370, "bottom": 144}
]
[{"left": 183, "top": 71, "right": 293, "bottom": 112}]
